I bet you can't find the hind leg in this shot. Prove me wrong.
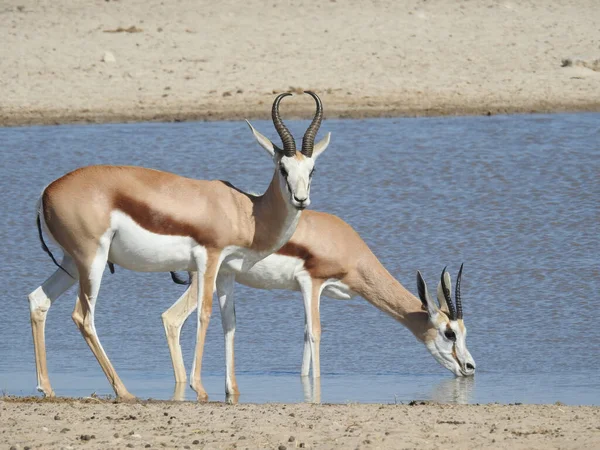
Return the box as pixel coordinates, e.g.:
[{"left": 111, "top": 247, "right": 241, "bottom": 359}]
[
  {"left": 28, "top": 255, "right": 78, "bottom": 397},
  {"left": 161, "top": 273, "right": 198, "bottom": 384},
  {"left": 71, "top": 246, "right": 134, "bottom": 400}
]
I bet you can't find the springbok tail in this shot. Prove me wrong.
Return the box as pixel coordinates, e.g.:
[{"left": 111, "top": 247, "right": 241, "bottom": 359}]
[
  {"left": 170, "top": 271, "right": 191, "bottom": 285},
  {"left": 36, "top": 208, "right": 73, "bottom": 279}
]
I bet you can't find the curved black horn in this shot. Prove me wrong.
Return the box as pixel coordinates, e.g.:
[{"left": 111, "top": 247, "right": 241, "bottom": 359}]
[
  {"left": 272, "top": 93, "right": 296, "bottom": 157},
  {"left": 440, "top": 266, "right": 457, "bottom": 321},
  {"left": 455, "top": 263, "right": 464, "bottom": 320},
  {"left": 301, "top": 91, "right": 323, "bottom": 157}
]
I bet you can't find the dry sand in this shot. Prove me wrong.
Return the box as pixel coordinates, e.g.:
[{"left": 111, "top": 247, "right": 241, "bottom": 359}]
[
  {"left": 1, "top": 0, "right": 599, "bottom": 126},
  {"left": 1, "top": 397, "right": 599, "bottom": 449}
]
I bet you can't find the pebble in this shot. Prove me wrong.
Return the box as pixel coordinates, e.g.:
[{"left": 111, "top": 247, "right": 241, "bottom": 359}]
[
  {"left": 126, "top": 444, "right": 134, "bottom": 449},
  {"left": 9, "top": 446, "right": 19, "bottom": 450},
  {"left": 41, "top": 427, "right": 48, "bottom": 432},
  {"left": 278, "top": 446, "right": 286, "bottom": 450},
  {"left": 192, "top": 440, "right": 200, "bottom": 445},
  {"left": 60, "top": 428, "right": 70, "bottom": 433},
  {"left": 102, "top": 51, "right": 116, "bottom": 63},
  {"left": 114, "top": 433, "right": 120, "bottom": 438},
  {"left": 288, "top": 436, "right": 296, "bottom": 442},
  {"left": 54, "top": 414, "right": 61, "bottom": 420},
  {"left": 132, "top": 434, "right": 142, "bottom": 439}
]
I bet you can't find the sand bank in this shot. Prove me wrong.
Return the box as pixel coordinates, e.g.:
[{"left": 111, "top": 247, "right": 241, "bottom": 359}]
[
  {"left": 1, "top": 0, "right": 599, "bottom": 126},
  {"left": 1, "top": 398, "right": 599, "bottom": 449}
]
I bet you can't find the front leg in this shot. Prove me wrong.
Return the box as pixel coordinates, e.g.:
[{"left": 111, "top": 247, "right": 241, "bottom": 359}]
[
  {"left": 189, "top": 248, "right": 220, "bottom": 401},
  {"left": 216, "top": 271, "right": 239, "bottom": 399},
  {"left": 297, "top": 274, "right": 323, "bottom": 380}
]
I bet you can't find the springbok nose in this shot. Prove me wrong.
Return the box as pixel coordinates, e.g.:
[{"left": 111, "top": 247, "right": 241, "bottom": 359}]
[
  {"left": 466, "top": 362, "right": 475, "bottom": 371},
  {"left": 293, "top": 195, "right": 307, "bottom": 203}
]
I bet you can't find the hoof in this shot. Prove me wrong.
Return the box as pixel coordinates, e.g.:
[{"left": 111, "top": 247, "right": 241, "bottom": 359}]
[
  {"left": 117, "top": 393, "right": 137, "bottom": 403},
  {"left": 225, "top": 393, "right": 240, "bottom": 405},
  {"left": 37, "top": 386, "right": 55, "bottom": 398}
]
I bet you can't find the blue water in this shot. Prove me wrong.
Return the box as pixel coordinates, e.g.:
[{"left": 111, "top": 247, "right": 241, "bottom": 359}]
[{"left": 0, "top": 113, "right": 598, "bottom": 404}]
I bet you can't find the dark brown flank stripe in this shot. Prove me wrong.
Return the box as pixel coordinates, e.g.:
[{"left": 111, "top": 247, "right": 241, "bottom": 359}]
[
  {"left": 277, "top": 242, "right": 312, "bottom": 263},
  {"left": 112, "top": 192, "right": 213, "bottom": 247}
]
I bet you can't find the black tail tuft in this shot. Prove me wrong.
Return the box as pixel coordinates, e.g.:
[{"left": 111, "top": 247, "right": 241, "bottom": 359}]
[
  {"left": 36, "top": 212, "right": 73, "bottom": 278},
  {"left": 170, "top": 271, "right": 191, "bottom": 285}
]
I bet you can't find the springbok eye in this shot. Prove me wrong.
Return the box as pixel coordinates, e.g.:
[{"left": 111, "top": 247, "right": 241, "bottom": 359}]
[
  {"left": 444, "top": 329, "right": 456, "bottom": 342},
  {"left": 279, "top": 166, "right": 288, "bottom": 178}
]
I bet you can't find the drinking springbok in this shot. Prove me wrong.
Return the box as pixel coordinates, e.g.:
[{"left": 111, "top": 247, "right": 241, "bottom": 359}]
[
  {"left": 162, "top": 210, "right": 476, "bottom": 396},
  {"left": 28, "top": 92, "right": 331, "bottom": 401}
]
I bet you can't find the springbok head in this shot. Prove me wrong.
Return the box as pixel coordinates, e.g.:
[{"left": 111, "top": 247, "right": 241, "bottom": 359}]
[
  {"left": 417, "top": 264, "right": 476, "bottom": 377},
  {"left": 246, "top": 91, "right": 331, "bottom": 210}
]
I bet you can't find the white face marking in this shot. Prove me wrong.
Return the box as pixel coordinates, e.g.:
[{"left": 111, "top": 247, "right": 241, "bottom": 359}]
[
  {"left": 108, "top": 211, "right": 198, "bottom": 272},
  {"left": 425, "top": 314, "right": 475, "bottom": 377},
  {"left": 278, "top": 154, "right": 316, "bottom": 210}
]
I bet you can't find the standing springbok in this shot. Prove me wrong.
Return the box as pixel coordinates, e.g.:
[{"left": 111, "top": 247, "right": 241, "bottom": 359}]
[
  {"left": 28, "top": 91, "right": 331, "bottom": 401},
  {"left": 162, "top": 210, "right": 476, "bottom": 397}
]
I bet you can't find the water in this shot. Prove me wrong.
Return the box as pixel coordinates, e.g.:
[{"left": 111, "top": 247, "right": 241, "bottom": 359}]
[{"left": 0, "top": 113, "right": 598, "bottom": 405}]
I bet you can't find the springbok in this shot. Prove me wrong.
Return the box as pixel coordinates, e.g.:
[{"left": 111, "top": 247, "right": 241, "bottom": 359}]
[
  {"left": 162, "top": 210, "right": 476, "bottom": 397},
  {"left": 28, "top": 92, "right": 331, "bottom": 401}
]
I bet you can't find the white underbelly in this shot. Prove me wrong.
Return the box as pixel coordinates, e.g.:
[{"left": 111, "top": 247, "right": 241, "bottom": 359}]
[
  {"left": 227, "top": 252, "right": 304, "bottom": 291},
  {"left": 108, "top": 211, "right": 197, "bottom": 272}
]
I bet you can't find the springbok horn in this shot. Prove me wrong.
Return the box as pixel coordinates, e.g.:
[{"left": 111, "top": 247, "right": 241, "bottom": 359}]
[
  {"left": 455, "top": 263, "right": 464, "bottom": 320},
  {"left": 272, "top": 93, "right": 296, "bottom": 157},
  {"left": 440, "top": 266, "right": 457, "bottom": 321},
  {"left": 301, "top": 91, "right": 323, "bottom": 157}
]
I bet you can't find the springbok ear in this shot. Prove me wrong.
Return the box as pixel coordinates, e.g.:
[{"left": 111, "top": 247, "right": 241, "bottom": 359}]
[
  {"left": 310, "top": 132, "right": 331, "bottom": 160},
  {"left": 245, "top": 120, "right": 282, "bottom": 157},
  {"left": 436, "top": 272, "right": 452, "bottom": 315},
  {"left": 417, "top": 271, "right": 439, "bottom": 317}
]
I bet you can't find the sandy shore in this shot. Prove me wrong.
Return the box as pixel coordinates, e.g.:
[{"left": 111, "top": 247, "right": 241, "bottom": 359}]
[
  {"left": 1, "top": 0, "right": 599, "bottom": 126},
  {"left": 1, "top": 398, "right": 598, "bottom": 449}
]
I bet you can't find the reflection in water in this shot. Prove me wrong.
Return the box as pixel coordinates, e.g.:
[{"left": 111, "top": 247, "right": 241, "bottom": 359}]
[
  {"left": 301, "top": 376, "right": 321, "bottom": 403},
  {"left": 430, "top": 377, "right": 475, "bottom": 404}
]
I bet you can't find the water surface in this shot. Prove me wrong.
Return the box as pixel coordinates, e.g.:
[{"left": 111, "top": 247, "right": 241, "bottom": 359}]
[{"left": 0, "top": 113, "right": 598, "bottom": 404}]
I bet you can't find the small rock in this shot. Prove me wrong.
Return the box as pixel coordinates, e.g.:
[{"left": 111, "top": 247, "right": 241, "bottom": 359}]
[
  {"left": 24, "top": 447, "right": 31, "bottom": 450},
  {"left": 222, "top": 91, "right": 232, "bottom": 97},
  {"left": 10, "top": 446, "right": 19, "bottom": 450},
  {"left": 288, "top": 436, "right": 295, "bottom": 442},
  {"left": 145, "top": 445, "right": 151, "bottom": 448},
  {"left": 278, "top": 446, "right": 287, "bottom": 450},
  {"left": 41, "top": 427, "right": 49, "bottom": 432},
  {"left": 192, "top": 440, "right": 200, "bottom": 445},
  {"left": 102, "top": 51, "right": 116, "bottom": 63},
  {"left": 114, "top": 433, "right": 120, "bottom": 438},
  {"left": 238, "top": 436, "right": 246, "bottom": 440},
  {"left": 54, "top": 414, "right": 61, "bottom": 420},
  {"left": 126, "top": 445, "right": 134, "bottom": 449},
  {"left": 81, "top": 435, "right": 91, "bottom": 441},
  {"left": 299, "top": 444, "right": 306, "bottom": 448},
  {"left": 60, "top": 428, "right": 70, "bottom": 433},
  {"left": 132, "top": 434, "right": 142, "bottom": 439}
]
